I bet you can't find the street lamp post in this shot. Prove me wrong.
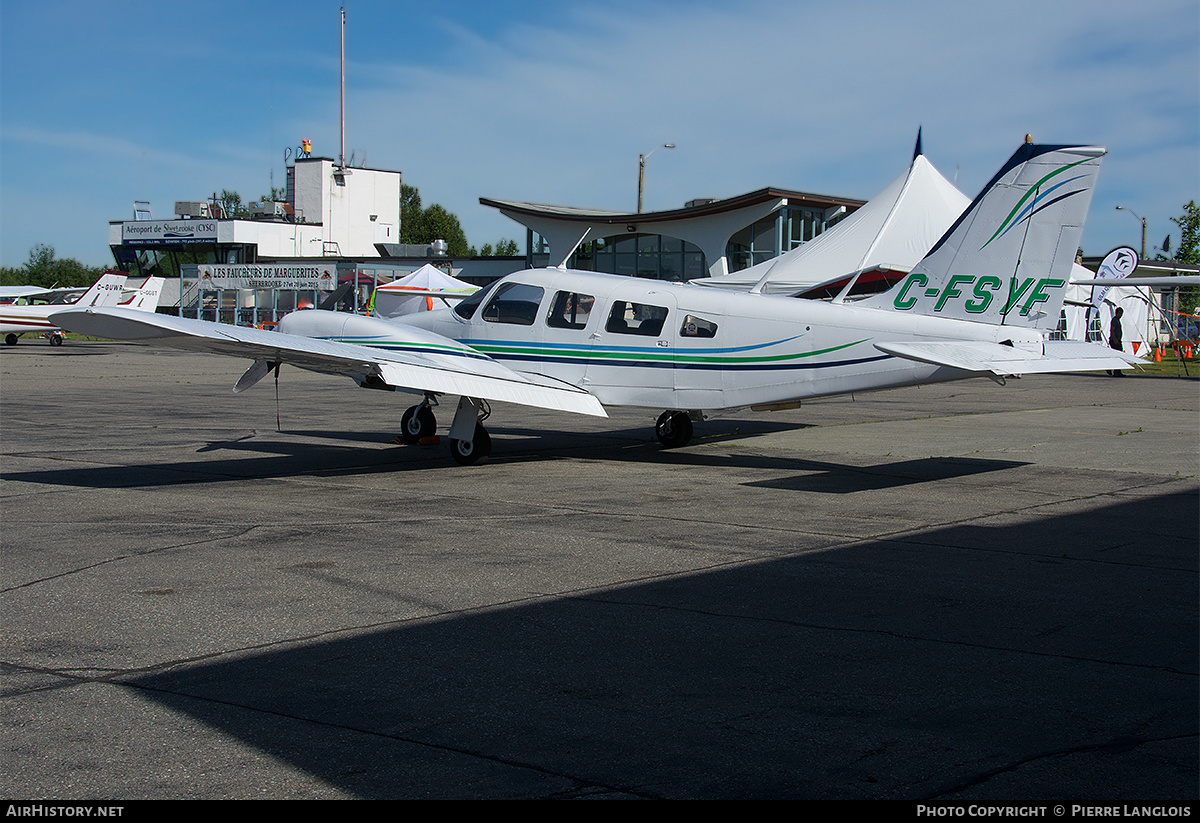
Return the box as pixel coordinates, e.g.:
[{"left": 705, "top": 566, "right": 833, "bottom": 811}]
[
  {"left": 1115, "top": 205, "right": 1147, "bottom": 259},
  {"left": 637, "top": 143, "right": 675, "bottom": 214}
]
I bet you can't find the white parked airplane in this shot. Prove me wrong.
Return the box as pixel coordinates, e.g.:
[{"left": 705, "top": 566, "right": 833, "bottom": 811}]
[
  {"left": 1, "top": 273, "right": 133, "bottom": 346},
  {"left": 54, "top": 143, "right": 1138, "bottom": 464}
]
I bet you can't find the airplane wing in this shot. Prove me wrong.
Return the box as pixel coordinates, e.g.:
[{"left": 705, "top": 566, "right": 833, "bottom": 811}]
[
  {"left": 51, "top": 307, "right": 607, "bottom": 418},
  {"left": 874, "top": 339, "right": 1141, "bottom": 376}
]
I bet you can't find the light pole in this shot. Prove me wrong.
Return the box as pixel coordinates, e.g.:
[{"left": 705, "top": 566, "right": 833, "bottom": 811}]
[
  {"left": 637, "top": 143, "right": 675, "bottom": 214},
  {"left": 1115, "top": 205, "right": 1147, "bottom": 259}
]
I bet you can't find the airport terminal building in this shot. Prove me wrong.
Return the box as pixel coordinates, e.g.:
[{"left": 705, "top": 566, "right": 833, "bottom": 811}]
[{"left": 108, "top": 153, "right": 864, "bottom": 324}]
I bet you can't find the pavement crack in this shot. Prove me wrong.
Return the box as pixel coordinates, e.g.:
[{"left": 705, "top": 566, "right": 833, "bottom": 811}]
[{"left": 0, "top": 527, "right": 262, "bottom": 594}]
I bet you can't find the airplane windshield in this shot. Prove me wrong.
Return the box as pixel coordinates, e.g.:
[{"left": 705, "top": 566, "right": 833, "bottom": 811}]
[{"left": 454, "top": 280, "right": 501, "bottom": 320}]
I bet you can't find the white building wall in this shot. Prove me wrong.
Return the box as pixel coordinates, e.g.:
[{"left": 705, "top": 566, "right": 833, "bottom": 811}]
[{"left": 291, "top": 158, "right": 400, "bottom": 258}]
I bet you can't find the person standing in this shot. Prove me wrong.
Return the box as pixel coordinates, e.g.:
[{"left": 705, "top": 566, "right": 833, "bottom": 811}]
[{"left": 1108, "top": 306, "right": 1125, "bottom": 377}]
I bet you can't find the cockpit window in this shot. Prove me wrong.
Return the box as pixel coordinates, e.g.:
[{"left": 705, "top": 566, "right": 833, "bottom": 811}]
[
  {"left": 546, "top": 291, "right": 595, "bottom": 330},
  {"left": 482, "top": 282, "right": 545, "bottom": 325},
  {"left": 606, "top": 301, "right": 668, "bottom": 336},
  {"left": 453, "top": 280, "right": 500, "bottom": 320},
  {"left": 680, "top": 314, "right": 718, "bottom": 338}
]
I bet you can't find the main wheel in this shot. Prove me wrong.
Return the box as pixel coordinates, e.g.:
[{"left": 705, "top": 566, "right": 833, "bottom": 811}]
[
  {"left": 450, "top": 423, "right": 491, "bottom": 465},
  {"left": 655, "top": 410, "right": 693, "bottom": 449},
  {"left": 5, "top": 334, "right": 18, "bottom": 346},
  {"left": 400, "top": 405, "right": 436, "bottom": 443},
  {"left": 48, "top": 333, "right": 64, "bottom": 347}
]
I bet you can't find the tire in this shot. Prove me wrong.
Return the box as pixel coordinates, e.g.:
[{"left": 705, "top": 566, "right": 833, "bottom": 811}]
[
  {"left": 400, "top": 405, "right": 436, "bottom": 444},
  {"left": 655, "top": 410, "right": 693, "bottom": 449},
  {"left": 450, "top": 424, "right": 491, "bottom": 465},
  {"left": 49, "top": 333, "right": 63, "bottom": 347},
  {"left": 5, "top": 334, "right": 17, "bottom": 346}
]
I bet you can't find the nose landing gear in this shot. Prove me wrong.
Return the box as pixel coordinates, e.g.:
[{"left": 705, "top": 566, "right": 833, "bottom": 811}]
[{"left": 655, "top": 410, "right": 694, "bottom": 449}]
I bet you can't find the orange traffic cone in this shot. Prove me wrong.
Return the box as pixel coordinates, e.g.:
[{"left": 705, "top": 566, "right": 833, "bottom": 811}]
[{"left": 1155, "top": 346, "right": 1162, "bottom": 362}]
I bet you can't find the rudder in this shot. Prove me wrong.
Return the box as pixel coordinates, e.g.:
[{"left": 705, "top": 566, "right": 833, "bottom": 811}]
[{"left": 865, "top": 143, "right": 1104, "bottom": 330}]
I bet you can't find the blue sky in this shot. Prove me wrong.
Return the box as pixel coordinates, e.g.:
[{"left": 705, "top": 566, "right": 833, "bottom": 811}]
[{"left": 1, "top": 0, "right": 1197, "bottom": 268}]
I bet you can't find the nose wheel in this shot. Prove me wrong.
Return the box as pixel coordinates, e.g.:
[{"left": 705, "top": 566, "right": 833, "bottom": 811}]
[{"left": 655, "top": 410, "right": 693, "bottom": 448}]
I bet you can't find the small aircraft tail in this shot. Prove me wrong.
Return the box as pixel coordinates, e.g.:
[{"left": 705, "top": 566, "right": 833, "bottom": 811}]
[
  {"left": 864, "top": 143, "right": 1105, "bottom": 330},
  {"left": 119, "top": 277, "right": 164, "bottom": 312},
  {"left": 76, "top": 273, "right": 129, "bottom": 308}
]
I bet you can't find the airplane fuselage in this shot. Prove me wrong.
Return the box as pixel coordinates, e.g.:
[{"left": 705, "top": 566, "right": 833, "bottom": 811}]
[{"left": 298, "top": 267, "right": 1044, "bottom": 413}]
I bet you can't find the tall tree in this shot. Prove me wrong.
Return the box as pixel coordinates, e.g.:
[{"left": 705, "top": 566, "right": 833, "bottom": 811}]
[
  {"left": 0, "top": 245, "right": 103, "bottom": 289},
  {"left": 218, "top": 190, "right": 247, "bottom": 218},
  {"left": 1169, "top": 202, "right": 1199, "bottom": 316},
  {"left": 399, "top": 184, "right": 425, "bottom": 244},
  {"left": 420, "top": 204, "right": 472, "bottom": 257},
  {"left": 1170, "top": 201, "right": 1199, "bottom": 265},
  {"left": 399, "top": 184, "right": 473, "bottom": 255}
]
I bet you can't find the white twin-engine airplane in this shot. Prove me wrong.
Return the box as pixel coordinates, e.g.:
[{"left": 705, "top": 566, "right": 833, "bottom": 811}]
[{"left": 55, "top": 143, "right": 1138, "bottom": 464}]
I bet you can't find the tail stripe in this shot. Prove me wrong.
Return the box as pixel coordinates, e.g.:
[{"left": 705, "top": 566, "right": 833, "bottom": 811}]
[{"left": 981, "top": 156, "right": 1094, "bottom": 250}]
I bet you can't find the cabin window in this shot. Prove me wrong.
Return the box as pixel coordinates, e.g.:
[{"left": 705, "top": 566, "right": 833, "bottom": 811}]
[
  {"left": 606, "top": 301, "right": 668, "bottom": 336},
  {"left": 546, "top": 291, "right": 595, "bottom": 330},
  {"left": 680, "top": 314, "right": 718, "bottom": 338},
  {"left": 482, "top": 282, "right": 544, "bottom": 325},
  {"left": 454, "top": 280, "right": 500, "bottom": 319}
]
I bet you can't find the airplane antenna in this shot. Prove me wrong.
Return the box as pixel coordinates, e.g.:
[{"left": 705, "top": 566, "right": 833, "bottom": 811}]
[
  {"left": 558, "top": 228, "right": 592, "bottom": 270},
  {"left": 339, "top": 6, "right": 346, "bottom": 169}
]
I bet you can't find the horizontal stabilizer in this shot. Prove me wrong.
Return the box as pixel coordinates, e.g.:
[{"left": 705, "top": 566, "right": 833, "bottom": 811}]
[{"left": 875, "top": 339, "right": 1141, "bottom": 376}]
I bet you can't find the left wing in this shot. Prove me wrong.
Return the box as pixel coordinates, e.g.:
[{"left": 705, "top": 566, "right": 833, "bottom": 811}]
[
  {"left": 52, "top": 307, "right": 607, "bottom": 418},
  {"left": 874, "top": 339, "right": 1141, "bottom": 376}
]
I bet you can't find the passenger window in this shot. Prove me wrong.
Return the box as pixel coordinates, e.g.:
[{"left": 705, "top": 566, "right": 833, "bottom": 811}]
[
  {"left": 680, "top": 314, "right": 718, "bottom": 338},
  {"left": 606, "top": 301, "right": 669, "bottom": 336},
  {"left": 482, "top": 282, "right": 544, "bottom": 325},
  {"left": 546, "top": 291, "right": 595, "bottom": 330}
]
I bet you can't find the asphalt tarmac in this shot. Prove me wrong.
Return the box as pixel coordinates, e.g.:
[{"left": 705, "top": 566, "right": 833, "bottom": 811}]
[{"left": 1, "top": 342, "right": 1197, "bottom": 800}]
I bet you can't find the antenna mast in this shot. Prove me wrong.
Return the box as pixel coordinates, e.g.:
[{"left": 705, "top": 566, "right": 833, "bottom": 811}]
[{"left": 339, "top": 6, "right": 346, "bottom": 168}]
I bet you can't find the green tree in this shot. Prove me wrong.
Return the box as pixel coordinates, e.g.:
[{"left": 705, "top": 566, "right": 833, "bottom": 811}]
[
  {"left": 218, "top": 189, "right": 253, "bottom": 218},
  {"left": 399, "top": 184, "right": 473, "bottom": 255},
  {"left": 1169, "top": 202, "right": 1199, "bottom": 315},
  {"left": 479, "top": 238, "right": 519, "bottom": 257},
  {"left": 0, "top": 245, "right": 103, "bottom": 289},
  {"left": 399, "top": 184, "right": 425, "bottom": 244},
  {"left": 1170, "top": 201, "right": 1199, "bottom": 264},
  {"left": 421, "top": 204, "right": 472, "bottom": 257}
]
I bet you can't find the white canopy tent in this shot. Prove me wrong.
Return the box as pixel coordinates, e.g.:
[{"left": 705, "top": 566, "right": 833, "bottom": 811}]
[
  {"left": 692, "top": 153, "right": 970, "bottom": 295},
  {"left": 370, "top": 263, "right": 478, "bottom": 319}
]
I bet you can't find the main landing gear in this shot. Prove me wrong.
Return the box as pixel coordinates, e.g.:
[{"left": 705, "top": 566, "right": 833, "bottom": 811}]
[
  {"left": 399, "top": 404, "right": 436, "bottom": 443},
  {"left": 398, "top": 397, "right": 492, "bottom": 465},
  {"left": 655, "top": 410, "right": 694, "bottom": 449}
]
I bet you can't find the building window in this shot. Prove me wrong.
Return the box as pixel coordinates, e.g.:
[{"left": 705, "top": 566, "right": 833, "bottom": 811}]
[{"left": 573, "top": 234, "right": 705, "bottom": 282}]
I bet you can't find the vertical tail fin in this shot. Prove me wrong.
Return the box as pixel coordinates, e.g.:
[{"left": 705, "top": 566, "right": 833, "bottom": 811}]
[
  {"left": 865, "top": 143, "right": 1105, "bottom": 329},
  {"left": 120, "top": 277, "right": 164, "bottom": 312},
  {"left": 76, "top": 273, "right": 129, "bottom": 308}
]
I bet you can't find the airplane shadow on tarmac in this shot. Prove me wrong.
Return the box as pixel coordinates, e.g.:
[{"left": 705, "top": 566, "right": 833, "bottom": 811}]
[
  {"left": 119, "top": 489, "right": 1198, "bottom": 799},
  {"left": 2, "top": 420, "right": 1027, "bottom": 494}
]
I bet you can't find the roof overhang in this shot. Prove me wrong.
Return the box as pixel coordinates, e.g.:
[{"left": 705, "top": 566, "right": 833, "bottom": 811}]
[{"left": 481, "top": 188, "right": 864, "bottom": 276}]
